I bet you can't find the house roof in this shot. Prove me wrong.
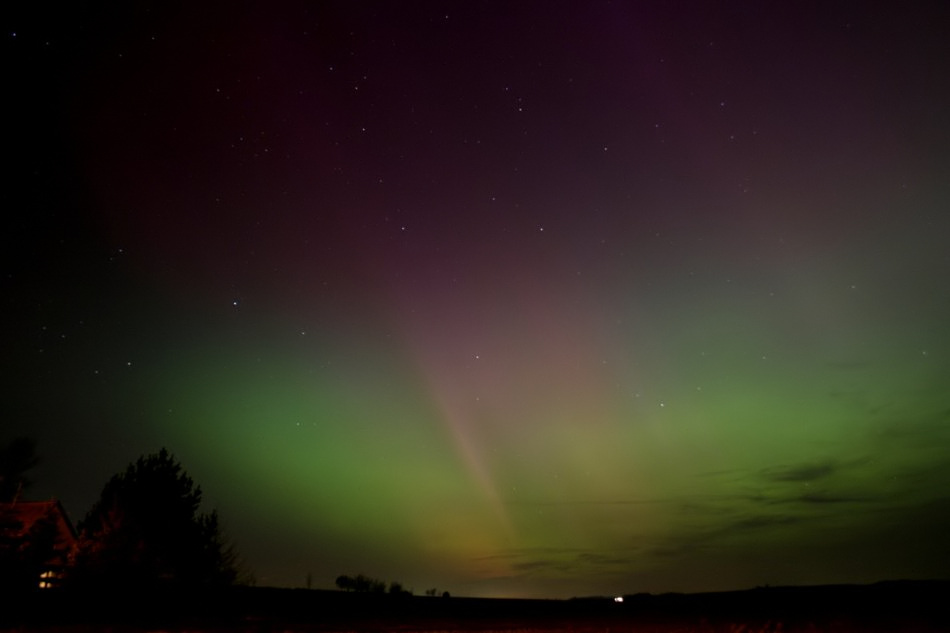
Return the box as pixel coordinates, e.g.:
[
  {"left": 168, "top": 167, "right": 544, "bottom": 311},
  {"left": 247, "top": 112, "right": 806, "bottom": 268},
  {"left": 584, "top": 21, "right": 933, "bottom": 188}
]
[{"left": 0, "top": 499, "right": 78, "bottom": 553}]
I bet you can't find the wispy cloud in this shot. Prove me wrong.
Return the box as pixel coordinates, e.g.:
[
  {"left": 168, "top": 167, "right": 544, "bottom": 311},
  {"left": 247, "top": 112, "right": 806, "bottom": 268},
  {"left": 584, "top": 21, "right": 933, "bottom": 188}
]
[
  {"left": 510, "top": 559, "right": 563, "bottom": 573},
  {"left": 728, "top": 514, "right": 802, "bottom": 531},
  {"left": 574, "top": 551, "right": 631, "bottom": 567},
  {"left": 794, "top": 491, "right": 871, "bottom": 504},
  {"left": 476, "top": 546, "right": 636, "bottom": 580},
  {"left": 760, "top": 460, "right": 836, "bottom": 482}
]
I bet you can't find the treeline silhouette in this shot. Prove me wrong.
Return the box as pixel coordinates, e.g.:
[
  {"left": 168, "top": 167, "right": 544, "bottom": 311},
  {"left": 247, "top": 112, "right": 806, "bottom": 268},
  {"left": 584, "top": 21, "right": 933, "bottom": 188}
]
[
  {"left": 336, "top": 574, "right": 450, "bottom": 598},
  {"left": 3, "top": 438, "right": 453, "bottom": 600},
  {"left": 336, "top": 573, "right": 400, "bottom": 594},
  {"left": 334, "top": 573, "right": 449, "bottom": 598},
  {"left": 1, "top": 440, "right": 238, "bottom": 593}
]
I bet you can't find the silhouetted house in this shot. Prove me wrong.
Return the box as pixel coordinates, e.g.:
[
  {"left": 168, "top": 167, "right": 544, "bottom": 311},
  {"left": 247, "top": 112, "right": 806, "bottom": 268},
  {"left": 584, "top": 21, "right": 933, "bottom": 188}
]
[{"left": 0, "top": 499, "right": 77, "bottom": 589}]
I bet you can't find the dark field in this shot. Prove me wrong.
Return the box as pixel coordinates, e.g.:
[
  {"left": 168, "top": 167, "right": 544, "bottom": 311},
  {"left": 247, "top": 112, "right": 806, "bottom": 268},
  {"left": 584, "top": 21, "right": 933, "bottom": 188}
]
[{"left": 2, "top": 581, "right": 947, "bottom": 633}]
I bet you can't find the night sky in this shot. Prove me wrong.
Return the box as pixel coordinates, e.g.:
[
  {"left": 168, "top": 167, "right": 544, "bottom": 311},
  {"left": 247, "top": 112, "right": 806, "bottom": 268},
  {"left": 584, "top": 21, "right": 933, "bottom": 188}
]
[{"left": 5, "top": 2, "right": 950, "bottom": 598}]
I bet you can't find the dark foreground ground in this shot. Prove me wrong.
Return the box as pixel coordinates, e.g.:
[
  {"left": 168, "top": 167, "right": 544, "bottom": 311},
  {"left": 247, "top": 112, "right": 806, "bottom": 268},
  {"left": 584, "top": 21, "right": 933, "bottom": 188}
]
[{"left": 2, "top": 580, "right": 947, "bottom": 632}]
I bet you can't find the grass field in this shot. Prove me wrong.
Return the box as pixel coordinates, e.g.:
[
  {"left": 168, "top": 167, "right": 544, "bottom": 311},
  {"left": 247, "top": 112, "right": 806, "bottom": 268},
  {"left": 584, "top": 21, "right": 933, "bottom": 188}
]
[{"left": 2, "top": 582, "right": 946, "bottom": 633}]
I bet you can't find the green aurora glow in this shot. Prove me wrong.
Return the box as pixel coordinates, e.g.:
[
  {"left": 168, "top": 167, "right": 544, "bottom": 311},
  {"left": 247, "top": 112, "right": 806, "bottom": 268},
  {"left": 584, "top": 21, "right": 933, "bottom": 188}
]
[{"left": 6, "top": 1, "right": 950, "bottom": 598}]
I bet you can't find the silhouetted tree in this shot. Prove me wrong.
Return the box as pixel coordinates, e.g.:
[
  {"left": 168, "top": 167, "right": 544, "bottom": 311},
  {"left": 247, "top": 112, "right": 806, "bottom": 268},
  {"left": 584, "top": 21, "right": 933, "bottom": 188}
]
[
  {"left": 73, "top": 448, "right": 236, "bottom": 589},
  {"left": 388, "top": 580, "right": 411, "bottom": 595},
  {"left": 0, "top": 437, "right": 40, "bottom": 502},
  {"left": 337, "top": 573, "right": 390, "bottom": 593},
  {"left": 360, "top": 573, "right": 386, "bottom": 593}
]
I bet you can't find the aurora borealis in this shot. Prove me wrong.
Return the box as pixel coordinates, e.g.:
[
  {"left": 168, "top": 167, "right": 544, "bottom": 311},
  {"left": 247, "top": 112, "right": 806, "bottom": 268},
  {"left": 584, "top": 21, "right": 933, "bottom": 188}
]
[{"left": 5, "top": 2, "right": 950, "bottom": 598}]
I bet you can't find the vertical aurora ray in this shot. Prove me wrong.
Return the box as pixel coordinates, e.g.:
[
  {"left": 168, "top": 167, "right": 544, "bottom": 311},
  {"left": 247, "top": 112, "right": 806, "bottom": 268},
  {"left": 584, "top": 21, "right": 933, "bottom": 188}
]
[{"left": 426, "top": 387, "right": 515, "bottom": 543}]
